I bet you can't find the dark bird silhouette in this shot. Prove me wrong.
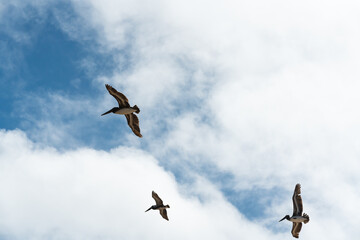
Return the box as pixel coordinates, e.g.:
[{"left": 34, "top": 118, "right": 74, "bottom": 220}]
[
  {"left": 101, "top": 84, "right": 142, "bottom": 137},
  {"left": 279, "top": 184, "right": 310, "bottom": 238},
  {"left": 145, "top": 191, "right": 170, "bottom": 221}
]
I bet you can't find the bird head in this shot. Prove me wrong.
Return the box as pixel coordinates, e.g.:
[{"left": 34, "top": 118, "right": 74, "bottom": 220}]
[
  {"left": 279, "top": 215, "right": 290, "bottom": 222},
  {"left": 101, "top": 107, "right": 117, "bottom": 116}
]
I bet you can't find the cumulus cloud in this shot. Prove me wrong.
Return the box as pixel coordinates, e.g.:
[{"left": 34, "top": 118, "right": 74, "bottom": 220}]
[
  {"left": 2, "top": 0, "right": 360, "bottom": 239},
  {"left": 0, "top": 129, "right": 280, "bottom": 239},
  {"left": 68, "top": 0, "right": 360, "bottom": 238}
]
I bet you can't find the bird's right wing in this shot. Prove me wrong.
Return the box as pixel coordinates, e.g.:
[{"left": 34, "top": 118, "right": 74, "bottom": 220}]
[
  {"left": 125, "top": 113, "right": 142, "bottom": 138},
  {"left": 159, "top": 209, "right": 169, "bottom": 221},
  {"left": 291, "top": 222, "right": 302, "bottom": 238}
]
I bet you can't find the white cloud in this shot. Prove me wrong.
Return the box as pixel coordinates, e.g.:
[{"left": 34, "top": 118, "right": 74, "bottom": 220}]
[
  {"left": 0, "top": 129, "right": 280, "bottom": 239},
  {"left": 2, "top": 0, "right": 360, "bottom": 238},
  {"left": 66, "top": 0, "right": 360, "bottom": 238}
]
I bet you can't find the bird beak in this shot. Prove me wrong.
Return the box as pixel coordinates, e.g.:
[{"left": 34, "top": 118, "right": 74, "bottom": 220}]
[
  {"left": 101, "top": 109, "right": 113, "bottom": 116},
  {"left": 279, "top": 216, "right": 287, "bottom": 222},
  {"left": 145, "top": 207, "right": 152, "bottom": 212}
]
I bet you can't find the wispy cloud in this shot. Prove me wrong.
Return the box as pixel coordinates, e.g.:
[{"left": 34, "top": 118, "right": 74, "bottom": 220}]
[
  {"left": 71, "top": 0, "right": 360, "bottom": 238},
  {"left": 1, "top": 0, "right": 360, "bottom": 238}
]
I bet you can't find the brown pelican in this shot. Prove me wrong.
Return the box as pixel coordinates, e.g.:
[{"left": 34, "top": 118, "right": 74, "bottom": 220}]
[
  {"left": 145, "top": 191, "right": 170, "bottom": 221},
  {"left": 279, "top": 183, "right": 310, "bottom": 238},
  {"left": 101, "top": 84, "right": 142, "bottom": 137}
]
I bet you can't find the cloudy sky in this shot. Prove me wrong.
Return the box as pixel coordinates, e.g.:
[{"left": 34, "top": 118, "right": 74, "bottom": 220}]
[{"left": 1, "top": 0, "right": 360, "bottom": 239}]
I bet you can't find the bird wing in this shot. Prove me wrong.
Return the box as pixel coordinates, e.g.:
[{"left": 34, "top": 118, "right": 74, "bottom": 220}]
[
  {"left": 125, "top": 113, "right": 142, "bottom": 138},
  {"left": 105, "top": 84, "right": 130, "bottom": 108},
  {"left": 152, "top": 191, "right": 163, "bottom": 205},
  {"left": 292, "top": 183, "right": 303, "bottom": 216},
  {"left": 291, "top": 222, "right": 302, "bottom": 238},
  {"left": 159, "top": 209, "right": 169, "bottom": 221}
]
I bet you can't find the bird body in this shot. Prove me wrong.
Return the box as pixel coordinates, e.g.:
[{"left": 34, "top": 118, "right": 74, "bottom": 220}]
[
  {"left": 146, "top": 205, "right": 170, "bottom": 211},
  {"left": 101, "top": 84, "right": 142, "bottom": 137},
  {"left": 279, "top": 184, "right": 310, "bottom": 238},
  {"left": 114, "top": 107, "right": 138, "bottom": 115},
  {"left": 289, "top": 215, "right": 309, "bottom": 223}
]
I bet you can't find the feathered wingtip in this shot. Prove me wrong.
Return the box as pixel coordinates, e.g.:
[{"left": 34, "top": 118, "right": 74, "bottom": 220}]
[{"left": 133, "top": 105, "right": 140, "bottom": 114}]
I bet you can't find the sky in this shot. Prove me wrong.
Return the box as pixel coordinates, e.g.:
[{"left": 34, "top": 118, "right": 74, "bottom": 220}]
[{"left": 1, "top": 0, "right": 360, "bottom": 239}]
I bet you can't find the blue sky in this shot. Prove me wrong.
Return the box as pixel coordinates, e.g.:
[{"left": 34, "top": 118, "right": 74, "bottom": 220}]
[
  {"left": 1, "top": 0, "right": 360, "bottom": 239},
  {"left": 0, "top": 2, "right": 121, "bottom": 149}
]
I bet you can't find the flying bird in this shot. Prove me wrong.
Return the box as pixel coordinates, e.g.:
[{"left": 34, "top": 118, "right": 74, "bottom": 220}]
[
  {"left": 101, "top": 84, "right": 142, "bottom": 137},
  {"left": 279, "top": 183, "right": 310, "bottom": 238},
  {"left": 145, "top": 191, "right": 170, "bottom": 221}
]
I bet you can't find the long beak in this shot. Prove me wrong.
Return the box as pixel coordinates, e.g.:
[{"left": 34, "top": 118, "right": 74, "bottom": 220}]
[
  {"left": 279, "top": 216, "right": 287, "bottom": 222},
  {"left": 145, "top": 207, "right": 152, "bottom": 212},
  {"left": 101, "top": 109, "right": 113, "bottom": 116}
]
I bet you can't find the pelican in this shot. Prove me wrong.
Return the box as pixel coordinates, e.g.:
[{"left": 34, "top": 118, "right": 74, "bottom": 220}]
[
  {"left": 101, "top": 84, "right": 142, "bottom": 137},
  {"left": 145, "top": 191, "right": 170, "bottom": 221},
  {"left": 279, "top": 183, "right": 310, "bottom": 238}
]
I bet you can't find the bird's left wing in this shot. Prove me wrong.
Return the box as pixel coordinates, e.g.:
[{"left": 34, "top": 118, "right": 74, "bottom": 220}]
[
  {"left": 105, "top": 84, "right": 130, "bottom": 108},
  {"left": 292, "top": 184, "right": 303, "bottom": 216},
  {"left": 152, "top": 191, "right": 163, "bottom": 205}
]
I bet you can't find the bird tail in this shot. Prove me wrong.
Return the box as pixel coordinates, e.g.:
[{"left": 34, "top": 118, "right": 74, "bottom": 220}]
[
  {"left": 133, "top": 105, "right": 140, "bottom": 114},
  {"left": 303, "top": 213, "right": 310, "bottom": 223}
]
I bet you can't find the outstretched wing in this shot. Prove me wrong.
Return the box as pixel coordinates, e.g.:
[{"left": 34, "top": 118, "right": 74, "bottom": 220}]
[
  {"left": 152, "top": 191, "right": 163, "bottom": 205},
  {"left": 159, "top": 209, "right": 169, "bottom": 221},
  {"left": 125, "top": 113, "right": 142, "bottom": 138},
  {"left": 291, "top": 222, "right": 302, "bottom": 238},
  {"left": 105, "top": 84, "right": 130, "bottom": 108},
  {"left": 292, "top": 183, "right": 303, "bottom": 216}
]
